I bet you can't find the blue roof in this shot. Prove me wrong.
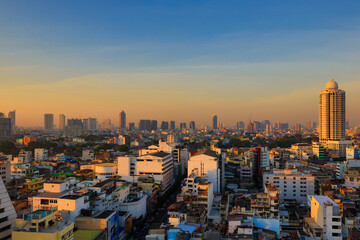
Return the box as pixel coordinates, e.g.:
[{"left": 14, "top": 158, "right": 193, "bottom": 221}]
[{"left": 176, "top": 224, "right": 196, "bottom": 234}]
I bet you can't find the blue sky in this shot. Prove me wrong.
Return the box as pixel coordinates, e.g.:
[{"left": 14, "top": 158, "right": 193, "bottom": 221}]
[{"left": 0, "top": 1, "right": 360, "bottom": 127}]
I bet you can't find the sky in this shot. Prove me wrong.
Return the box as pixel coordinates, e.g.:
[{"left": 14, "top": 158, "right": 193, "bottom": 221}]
[{"left": 1, "top": 1, "right": 360, "bottom": 127}]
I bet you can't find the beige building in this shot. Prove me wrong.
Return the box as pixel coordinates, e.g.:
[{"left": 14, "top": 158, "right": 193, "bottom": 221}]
[{"left": 13, "top": 209, "right": 74, "bottom": 240}]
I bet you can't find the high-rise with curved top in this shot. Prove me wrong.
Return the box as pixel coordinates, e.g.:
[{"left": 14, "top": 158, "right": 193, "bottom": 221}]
[{"left": 319, "top": 78, "right": 345, "bottom": 143}]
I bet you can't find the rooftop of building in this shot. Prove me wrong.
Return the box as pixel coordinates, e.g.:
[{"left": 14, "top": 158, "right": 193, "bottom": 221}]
[
  {"left": 60, "top": 194, "right": 83, "bottom": 200},
  {"left": 142, "top": 151, "right": 171, "bottom": 158},
  {"left": 95, "top": 210, "right": 115, "bottom": 219},
  {"left": 92, "top": 178, "right": 115, "bottom": 188},
  {"left": 312, "top": 195, "right": 339, "bottom": 207},
  {"left": 191, "top": 149, "right": 217, "bottom": 158},
  {"left": 35, "top": 192, "right": 69, "bottom": 198}
]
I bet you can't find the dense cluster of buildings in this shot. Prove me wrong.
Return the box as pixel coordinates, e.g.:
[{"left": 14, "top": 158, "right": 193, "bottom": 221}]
[{"left": 1, "top": 78, "right": 360, "bottom": 239}]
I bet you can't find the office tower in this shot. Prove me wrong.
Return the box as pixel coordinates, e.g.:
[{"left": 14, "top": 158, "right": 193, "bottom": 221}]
[
  {"left": 312, "top": 122, "right": 317, "bottom": 129},
  {"left": 150, "top": 120, "right": 157, "bottom": 131},
  {"left": 319, "top": 78, "right": 345, "bottom": 143},
  {"left": 89, "top": 118, "right": 97, "bottom": 130},
  {"left": 160, "top": 121, "right": 169, "bottom": 130},
  {"left": 44, "top": 113, "right": 54, "bottom": 131},
  {"left": 179, "top": 122, "right": 186, "bottom": 130},
  {"left": 139, "top": 120, "right": 151, "bottom": 131},
  {"left": 295, "top": 123, "right": 301, "bottom": 132},
  {"left": 119, "top": 110, "right": 126, "bottom": 129},
  {"left": 0, "top": 114, "right": 11, "bottom": 141},
  {"left": 67, "top": 118, "right": 83, "bottom": 127},
  {"left": 189, "top": 121, "right": 195, "bottom": 130},
  {"left": 65, "top": 119, "right": 83, "bottom": 137},
  {"left": 170, "top": 121, "right": 176, "bottom": 130},
  {"left": 82, "top": 118, "right": 89, "bottom": 130},
  {"left": 0, "top": 178, "right": 16, "bottom": 239},
  {"left": 128, "top": 122, "right": 135, "bottom": 131},
  {"left": 212, "top": 115, "right": 218, "bottom": 129},
  {"left": 8, "top": 110, "right": 15, "bottom": 131},
  {"left": 306, "top": 121, "right": 312, "bottom": 130},
  {"left": 59, "top": 114, "right": 65, "bottom": 130}
]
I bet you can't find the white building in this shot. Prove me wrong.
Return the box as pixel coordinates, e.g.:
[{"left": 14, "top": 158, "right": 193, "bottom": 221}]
[
  {"left": 263, "top": 169, "right": 315, "bottom": 203},
  {"left": 188, "top": 149, "right": 225, "bottom": 193},
  {"left": 304, "top": 196, "right": 341, "bottom": 240},
  {"left": 81, "top": 163, "right": 118, "bottom": 180},
  {"left": 18, "top": 150, "right": 32, "bottom": 163},
  {"left": 0, "top": 178, "right": 16, "bottom": 240},
  {"left": 319, "top": 78, "right": 348, "bottom": 157},
  {"left": 34, "top": 148, "right": 49, "bottom": 161},
  {"left": 43, "top": 181, "right": 70, "bottom": 193},
  {"left": 117, "top": 156, "right": 137, "bottom": 182},
  {"left": 137, "top": 152, "right": 174, "bottom": 193},
  {"left": 31, "top": 192, "right": 88, "bottom": 219},
  {"left": 119, "top": 191, "right": 147, "bottom": 219},
  {"left": 0, "top": 159, "right": 11, "bottom": 185}
]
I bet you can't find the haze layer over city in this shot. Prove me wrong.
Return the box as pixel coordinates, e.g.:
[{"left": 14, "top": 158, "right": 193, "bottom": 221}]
[
  {"left": 1, "top": 1, "right": 360, "bottom": 240},
  {"left": 1, "top": 1, "right": 360, "bottom": 127}
]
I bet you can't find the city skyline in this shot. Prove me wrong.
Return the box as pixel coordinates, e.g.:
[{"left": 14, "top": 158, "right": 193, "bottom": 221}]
[{"left": 1, "top": 1, "right": 360, "bottom": 126}]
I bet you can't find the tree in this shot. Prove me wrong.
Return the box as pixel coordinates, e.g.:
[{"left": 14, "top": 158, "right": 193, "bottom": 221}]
[
  {"left": 117, "top": 145, "right": 129, "bottom": 152},
  {"left": 0, "top": 140, "right": 19, "bottom": 155}
]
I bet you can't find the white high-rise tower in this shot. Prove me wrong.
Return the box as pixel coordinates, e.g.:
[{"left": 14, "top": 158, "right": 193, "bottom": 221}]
[
  {"left": 319, "top": 78, "right": 350, "bottom": 157},
  {"left": 319, "top": 78, "right": 345, "bottom": 142}
]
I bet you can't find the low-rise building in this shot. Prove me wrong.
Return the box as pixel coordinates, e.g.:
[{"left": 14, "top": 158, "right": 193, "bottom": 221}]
[{"left": 13, "top": 210, "right": 74, "bottom": 240}]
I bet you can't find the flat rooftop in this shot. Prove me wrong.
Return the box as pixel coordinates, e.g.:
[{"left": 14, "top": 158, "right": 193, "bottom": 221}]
[
  {"left": 95, "top": 211, "right": 115, "bottom": 219},
  {"left": 60, "top": 195, "right": 83, "bottom": 200},
  {"left": 312, "top": 195, "right": 339, "bottom": 207}
]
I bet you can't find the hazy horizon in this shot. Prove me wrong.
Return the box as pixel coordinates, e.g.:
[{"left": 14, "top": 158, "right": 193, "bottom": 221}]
[{"left": 1, "top": 1, "right": 360, "bottom": 127}]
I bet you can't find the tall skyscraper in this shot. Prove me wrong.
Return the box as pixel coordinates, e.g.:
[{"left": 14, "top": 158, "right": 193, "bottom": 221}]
[
  {"left": 319, "top": 78, "right": 345, "bottom": 143},
  {"left": 59, "top": 114, "right": 65, "bottom": 129},
  {"left": 139, "top": 120, "right": 151, "bottom": 131},
  {"left": 212, "top": 115, "right": 218, "bottom": 130},
  {"left": 160, "top": 121, "right": 169, "bottom": 130},
  {"left": 151, "top": 120, "right": 158, "bottom": 131},
  {"left": 189, "top": 121, "right": 195, "bottom": 130},
  {"left": 44, "top": 113, "right": 54, "bottom": 131},
  {"left": 170, "top": 121, "right": 176, "bottom": 130},
  {"left": 128, "top": 122, "right": 135, "bottom": 131},
  {"left": 89, "top": 118, "right": 97, "bottom": 130},
  {"left": 295, "top": 123, "right": 301, "bottom": 132},
  {"left": 8, "top": 110, "right": 15, "bottom": 131},
  {"left": 119, "top": 110, "right": 126, "bottom": 129},
  {"left": 0, "top": 114, "right": 11, "bottom": 141},
  {"left": 82, "top": 118, "right": 89, "bottom": 130},
  {"left": 180, "top": 122, "right": 187, "bottom": 130}
]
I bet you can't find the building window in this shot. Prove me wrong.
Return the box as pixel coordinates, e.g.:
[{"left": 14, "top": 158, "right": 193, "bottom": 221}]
[
  {"left": 41, "top": 199, "right": 49, "bottom": 205},
  {"left": 0, "top": 217, "right": 8, "bottom": 223}
]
